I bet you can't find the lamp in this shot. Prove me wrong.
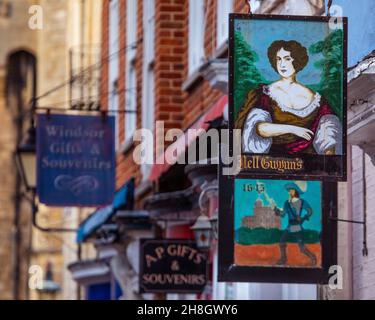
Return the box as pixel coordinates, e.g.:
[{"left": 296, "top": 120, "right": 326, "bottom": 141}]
[
  {"left": 16, "top": 125, "right": 37, "bottom": 191},
  {"left": 16, "top": 121, "right": 77, "bottom": 233},
  {"left": 37, "top": 262, "right": 61, "bottom": 300},
  {"left": 191, "top": 214, "right": 212, "bottom": 250}
]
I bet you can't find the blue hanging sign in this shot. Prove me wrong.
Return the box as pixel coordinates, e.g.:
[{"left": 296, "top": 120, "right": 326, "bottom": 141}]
[{"left": 37, "top": 113, "right": 115, "bottom": 207}]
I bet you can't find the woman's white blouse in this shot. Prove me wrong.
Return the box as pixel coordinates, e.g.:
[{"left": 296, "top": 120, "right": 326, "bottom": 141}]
[{"left": 242, "top": 92, "right": 342, "bottom": 155}]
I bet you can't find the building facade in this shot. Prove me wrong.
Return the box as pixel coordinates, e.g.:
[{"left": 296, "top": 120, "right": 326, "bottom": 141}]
[
  {"left": 70, "top": 0, "right": 330, "bottom": 300},
  {"left": 29, "top": 0, "right": 104, "bottom": 301},
  {"left": 337, "top": 0, "right": 375, "bottom": 300},
  {"left": 0, "top": 0, "right": 104, "bottom": 300},
  {"left": 0, "top": 0, "right": 38, "bottom": 300}
]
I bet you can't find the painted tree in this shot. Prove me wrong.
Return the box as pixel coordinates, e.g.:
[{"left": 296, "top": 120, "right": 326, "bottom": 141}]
[
  {"left": 234, "top": 31, "right": 266, "bottom": 117},
  {"left": 309, "top": 29, "right": 344, "bottom": 120}
]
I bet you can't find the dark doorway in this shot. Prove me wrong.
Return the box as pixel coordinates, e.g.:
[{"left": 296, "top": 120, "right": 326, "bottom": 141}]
[{"left": 5, "top": 50, "right": 37, "bottom": 300}]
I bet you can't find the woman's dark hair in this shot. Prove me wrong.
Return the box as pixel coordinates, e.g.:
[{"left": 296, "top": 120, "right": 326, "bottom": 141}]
[{"left": 267, "top": 40, "right": 309, "bottom": 73}]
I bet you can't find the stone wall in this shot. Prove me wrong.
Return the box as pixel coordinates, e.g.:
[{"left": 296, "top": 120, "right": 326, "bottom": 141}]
[
  {"left": 0, "top": 0, "right": 101, "bottom": 300},
  {"left": 0, "top": 0, "right": 38, "bottom": 300},
  {"left": 351, "top": 146, "right": 375, "bottom": 299}
]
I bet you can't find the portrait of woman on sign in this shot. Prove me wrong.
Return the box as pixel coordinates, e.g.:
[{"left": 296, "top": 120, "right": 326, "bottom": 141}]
[{"left": 235, "top": 40, "right": 342, "bottom": 156}]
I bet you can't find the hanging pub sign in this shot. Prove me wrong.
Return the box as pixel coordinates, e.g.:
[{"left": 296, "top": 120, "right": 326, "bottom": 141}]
[
  {"left": 218, "top": 170, "right": 337, "bottom": 283},
  {"left": 139, "top": 239, "right": 208, "bottom": 294},
  {"left": 37, "top": 113, "right": 115, "bottom": 207},
  {"left": 229, "top": 14, "right": 348, "bottom": 181}
]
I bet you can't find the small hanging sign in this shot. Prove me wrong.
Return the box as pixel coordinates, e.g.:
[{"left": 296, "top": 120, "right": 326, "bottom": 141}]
[
  {"left": 139, "top": 239, "right": 208, "bottom": 293},
  {"left": 37, "top": 113, "right": 115, "bottom": 207}
]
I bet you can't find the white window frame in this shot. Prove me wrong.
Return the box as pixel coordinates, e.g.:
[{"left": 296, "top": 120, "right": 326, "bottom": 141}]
[
  {"left": 108, "top": 0, "right": 120, "bottom": 150},
  {"left": 141, "top": 0, "right": 155, "bottom": 180},
  {"left": 282, "top": 284, "right": 317, "bottom": 300},
  {"left": 125, "top": 0, "right": 138, "bottom": 143},
  {"left": 188, "top": 0, "right": 205, "bottom": 75},
  {"left": 217, "top": 0, "right": 233, "bottom": 49},
  {"left": 125, "top": 62, "right": 137, "bottom": 142}
]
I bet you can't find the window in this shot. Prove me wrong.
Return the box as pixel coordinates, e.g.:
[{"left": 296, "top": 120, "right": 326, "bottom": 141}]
[
  {"left": 141, "top": 0, "right": 155, "bottom": 180},
  {"left": 125, "top": 62, "right": 137, "bottom": 141},
  {"left": 217, "top": 0, "right": 233, "bottom": 48},
  {"left": 188, "top": 0, "right": 205, "bottom": 75},
  {"left": 108, "top": 0, "right": 120, "bottom": 149},
  {"left": 125, "top": 0, "right": 137, "bottom": 142},
  {"left": 143, "top": 0, "right": 155, "bottom": 66}
]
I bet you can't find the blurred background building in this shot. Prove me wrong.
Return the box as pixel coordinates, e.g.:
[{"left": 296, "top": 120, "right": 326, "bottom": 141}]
[
  {"left": 0, "top": 0, "right": 38, "bottom": 300},
  {"left": 0, "top": 0, "right": 103, "bottom": 300}
]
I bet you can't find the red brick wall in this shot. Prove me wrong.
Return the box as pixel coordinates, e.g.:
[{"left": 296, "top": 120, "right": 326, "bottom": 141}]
[
  {"left": 118, "top": 0, "right": 126, "bottom": 144},
  {"left": 116, "top": 0, "right": 143, "bottom": 191},
  {"left": 100, "top": 1, "right": 142, "bottom": 192},
  {"left": 181, "top": 0, "right": 247, "bottom": 130},
  {"left": 154, "top": 0, "right": 187, "bottom": 155}
]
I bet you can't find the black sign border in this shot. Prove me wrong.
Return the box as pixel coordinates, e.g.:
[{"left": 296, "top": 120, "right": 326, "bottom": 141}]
[
  {"left": 228, "top": 13, "right": 348, "bottom": 182},
  {"left": 139, "top": 239, "right": 209, "bottom": 294},
  {"left": 218, "top": 162, "right": 338, "bottom": 284}
]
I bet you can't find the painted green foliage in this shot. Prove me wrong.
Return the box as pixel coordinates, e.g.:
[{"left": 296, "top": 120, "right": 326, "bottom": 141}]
[
  {"left": 309, "top": 29, "right": 344, "bottom": 120},
  {"left": 236, "top": 227, "right": 320, "bottom": 245},
  {"left": 233, "top": 31, "right": 266, "bottom": 117},
  {"left": 233, "top": 29, "right": 344, "bottom": 119}
]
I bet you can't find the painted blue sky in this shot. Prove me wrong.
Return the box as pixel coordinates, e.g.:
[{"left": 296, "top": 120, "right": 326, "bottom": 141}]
[
  {"left": 234, "top": 19, "right": 332, "bottom": 85},
  {"left": 234, "top": 179, "right": 322, "bottom": 232}
]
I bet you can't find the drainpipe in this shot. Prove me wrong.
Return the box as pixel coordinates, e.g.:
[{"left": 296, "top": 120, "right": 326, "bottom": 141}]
[
  {"left": 76, "top": 242, "right": 82, "bottom": 300},
  {"left": 76, "top": 208, "right": 82, "bottom": 300},
  {"left": 11, "top": 58, "right": 32, "bottom": 300},
  {"left": 347, "top": 146, "right": 353, "bottom": 299},
  {"left": 12, "top": 92, "right": 23, "bottom": 300},
  {"left": 12, "top": 152, "right": 21, "bottom": 300},
  {"left": 361, "top": 150, "right": 368, "bottom": 256}
]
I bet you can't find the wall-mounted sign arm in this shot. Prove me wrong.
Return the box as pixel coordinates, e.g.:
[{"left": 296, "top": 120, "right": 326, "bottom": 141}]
[
  {"left": 23, "top": 190, "right": 77, "bottom": 233},
  {"left": 329, "top": 201, "right": 368, "bottom": 256}
]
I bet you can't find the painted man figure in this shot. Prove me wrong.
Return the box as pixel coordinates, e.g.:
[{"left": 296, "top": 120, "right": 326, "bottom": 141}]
[{"left": 274, "top": 182, "right": 317, "bottom": 266}]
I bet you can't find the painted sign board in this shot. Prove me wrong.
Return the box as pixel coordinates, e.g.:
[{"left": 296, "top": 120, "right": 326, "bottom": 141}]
[
  {"left": 218, "top": 171, "right": 337, "bottom": 283},
  {"left": 37, "top": 113, "right": 115, "bottom": 207},
  {"left": 139, "top": 239, "right": 208, "bottom": 293},
  {"left": 229, "top": 14, "right": 348, "bottom": 181}
]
